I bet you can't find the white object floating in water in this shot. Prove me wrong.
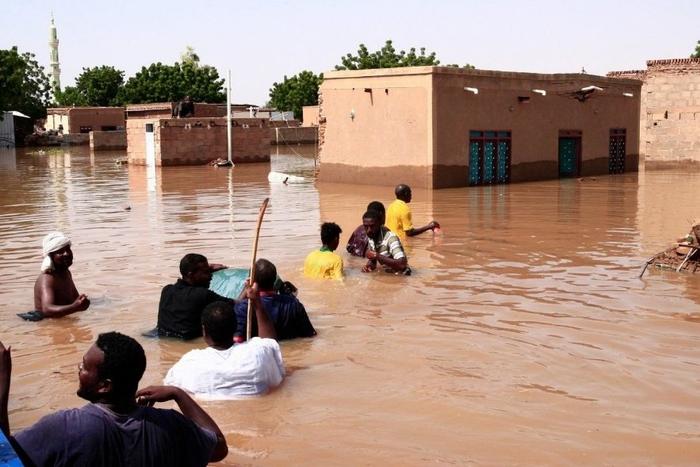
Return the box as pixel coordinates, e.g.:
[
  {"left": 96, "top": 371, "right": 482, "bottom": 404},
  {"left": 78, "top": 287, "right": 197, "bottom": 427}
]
[{"left": 268, "top": 171, "right": 304, "bottom": 184}]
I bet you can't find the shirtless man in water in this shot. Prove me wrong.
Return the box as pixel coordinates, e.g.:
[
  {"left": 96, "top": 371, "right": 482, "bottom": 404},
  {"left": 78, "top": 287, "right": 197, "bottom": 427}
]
[{"left": 33, "top": 232, "right": 89, "bottom": 318}]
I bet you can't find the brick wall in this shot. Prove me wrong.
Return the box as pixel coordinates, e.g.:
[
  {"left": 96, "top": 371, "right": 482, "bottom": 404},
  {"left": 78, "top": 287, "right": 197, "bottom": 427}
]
[
  {"left": 127, "top": 117, "right": 270, "bottom": 166},
  {"left": 609, "top": 58, "right": 700, "bottom": 166},
  {"left": 269, "top": 120, "right": 301, "bottom": 128},
  {"left": 90, "top": 130, "right": 127, "bottom": 150}
]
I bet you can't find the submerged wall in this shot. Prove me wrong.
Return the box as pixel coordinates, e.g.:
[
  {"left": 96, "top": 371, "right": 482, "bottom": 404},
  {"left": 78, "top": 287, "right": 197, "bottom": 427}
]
[
  {"left": 127, "top": 117, "right": 270, "bottom": 166},
  {"left": 433, "top": 69, "right": 641, "bottom": 187},
  {"left": 319, "top": 66, "right": 640, "bottom": 189},
  {"left": 319, "top": 68, "right": 434, "bottom": 188},
  {"left": 90, "top": 130, "right": 126, "bottom": 150},
  {"left": 608, "top": 58, "right": 700, "bottom": 167}
]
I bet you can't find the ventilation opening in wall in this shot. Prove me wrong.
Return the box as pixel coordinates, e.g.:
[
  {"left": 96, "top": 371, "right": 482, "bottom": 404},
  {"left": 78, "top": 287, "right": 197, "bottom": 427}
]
[{"left": 664, "top": 110, "right": 668, "bottom": 119}]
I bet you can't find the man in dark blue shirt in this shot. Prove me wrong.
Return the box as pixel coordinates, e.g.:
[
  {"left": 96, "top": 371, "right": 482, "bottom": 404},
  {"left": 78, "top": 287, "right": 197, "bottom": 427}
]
[
  {"left": 235, "top": 259, "right": 316, "bottom": 341},
  {"left": 0, "top": 332, "right": 228, "bottom": 466}
]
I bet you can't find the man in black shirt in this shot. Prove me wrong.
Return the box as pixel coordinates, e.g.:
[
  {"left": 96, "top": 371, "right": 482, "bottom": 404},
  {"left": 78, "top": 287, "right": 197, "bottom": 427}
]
[{"left": 157, "top": 253, "right": 233, "bottom": 339}]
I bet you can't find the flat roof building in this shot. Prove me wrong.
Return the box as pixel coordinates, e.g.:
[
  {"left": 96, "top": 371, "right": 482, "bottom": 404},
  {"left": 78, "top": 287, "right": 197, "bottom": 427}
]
[
  {"left": 318, "top": 66, "right": 641, "bottom": 189},
  {"left": 125, "top": 102, "right": 270, "bottom": 166},
  {"left": 46, "top": 107, "right": 125, "bottom": 134}
]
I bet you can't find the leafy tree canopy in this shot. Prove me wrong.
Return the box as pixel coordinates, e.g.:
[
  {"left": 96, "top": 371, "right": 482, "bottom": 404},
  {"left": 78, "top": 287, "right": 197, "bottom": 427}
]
[
  {"left": 692, "top": 40, "right": 700, "bottom": 59},
  {"left": 181, "top": 46, "right": 200, "bottom": 67},
  {"left": 335, "top": 40, "right": 440, "bottom": 70},
  {"left": 445, "top": 63, "right": 476, "bottom": 70},
  {"left": 119, "top": 61, "right": 225, "bottom": 104},
  {"left": 268, "top": 70, "right": 323, "bottom": 119},
  {"left": 0, "top": 46, "right": 51, "bottom": 119},
  {"left": 56, "top": 65, "right": 124, "bottom": 107}
]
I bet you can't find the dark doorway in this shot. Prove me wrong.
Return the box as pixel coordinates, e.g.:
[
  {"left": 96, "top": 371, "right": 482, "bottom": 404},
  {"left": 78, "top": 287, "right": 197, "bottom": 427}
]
[
  {"left": 558, "top": 130, "right": 582, "bottom": 178},
  {"left": 609, "top": 128, "right": 626, "bottom": 174}
]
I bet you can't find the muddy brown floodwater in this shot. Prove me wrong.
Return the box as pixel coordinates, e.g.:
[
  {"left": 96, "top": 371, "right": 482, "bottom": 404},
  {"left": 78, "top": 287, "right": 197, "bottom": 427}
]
[{"left": 1, "top": 145, "right": 699, "bottom": 465}]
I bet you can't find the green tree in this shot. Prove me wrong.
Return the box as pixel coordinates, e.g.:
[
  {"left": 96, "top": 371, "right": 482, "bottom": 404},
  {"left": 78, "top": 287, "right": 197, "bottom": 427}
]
[
  {"left": 119, "top": 62, "right": 225, "bottom": 104},
  {"left": 692, "top": 40, "right": 700, "bottom": 58},
  {"left": 56, "top": 66, "right": 125, "bottom": 106},
  {"left": 268, "top": 70, "right": 323, "bottom": 119},
  {"left": 445, "top": 63, "right": 476, "bottom": 70},
  {"left": 0, "top": 46, "right": 51, "bottom": 119},
  {"left": 180, "top": 46, "right": 200, "bottom": 67},
  {"left": 335, "top": 40, "right": 440, "bottom": 70}
]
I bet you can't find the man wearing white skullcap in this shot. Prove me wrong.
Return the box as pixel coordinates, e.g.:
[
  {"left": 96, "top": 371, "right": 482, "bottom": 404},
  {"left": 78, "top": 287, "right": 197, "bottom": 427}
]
[{"left": 33, "top": 232, "right": 90, "bottom": 318}]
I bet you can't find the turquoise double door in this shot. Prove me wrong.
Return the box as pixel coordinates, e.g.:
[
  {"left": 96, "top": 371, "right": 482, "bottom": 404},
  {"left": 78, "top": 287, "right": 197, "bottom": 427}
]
[
  {"left": 468, "top": 131, "right": 511, "bottom": 185},
  {"left": 558, "top": 137, "right": 581, "bottom": 178}
]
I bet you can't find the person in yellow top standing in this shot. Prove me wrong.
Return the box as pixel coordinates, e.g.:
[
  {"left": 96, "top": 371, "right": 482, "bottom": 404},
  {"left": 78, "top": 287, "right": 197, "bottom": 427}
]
[
  {"left": 385, "top": 184, "right": 439, "bottom": 241},
  {"left": 304, "top": 222, "right": 344, "bottom": 280}
]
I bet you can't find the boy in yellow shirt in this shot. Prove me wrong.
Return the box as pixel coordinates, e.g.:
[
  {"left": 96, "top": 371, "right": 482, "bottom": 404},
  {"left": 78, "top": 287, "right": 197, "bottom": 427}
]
[
  {"left": 386, "top": 184, "right": 439, "bottom": 241},
  {"left": 304, "top": 222, "right": 344, "bottom": 280}
]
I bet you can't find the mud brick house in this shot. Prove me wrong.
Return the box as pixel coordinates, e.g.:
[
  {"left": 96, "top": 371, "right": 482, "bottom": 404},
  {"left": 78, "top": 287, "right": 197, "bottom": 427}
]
[{"left": 319, "top": 66, "right": 641, "bottom": 189}]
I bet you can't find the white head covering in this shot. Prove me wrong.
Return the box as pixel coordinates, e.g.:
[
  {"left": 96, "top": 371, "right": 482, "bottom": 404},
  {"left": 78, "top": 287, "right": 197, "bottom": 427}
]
[{"left": 41, "top": 231, "right": 71, "bottom": 272}]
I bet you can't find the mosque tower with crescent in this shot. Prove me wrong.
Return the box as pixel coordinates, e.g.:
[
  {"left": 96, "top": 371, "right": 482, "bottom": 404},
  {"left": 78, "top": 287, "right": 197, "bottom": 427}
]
[{"left": 48, "top": 14, "right": 61, "bottom": 98}]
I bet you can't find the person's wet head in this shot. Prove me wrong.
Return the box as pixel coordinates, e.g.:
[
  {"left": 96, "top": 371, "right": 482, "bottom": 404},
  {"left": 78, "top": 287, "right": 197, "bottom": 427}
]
[
  {"left": 180, "top": 253, "right": 212, "bottom": 287},
  {"left": 395, "top": 184, "right": 412, "bottom": 203},
  {"left": 77, "top": 332, "right": 146, "bottom": 403},
  {"left": 49, "top": 245, "right": 73, "bottom": 270},
  {"left": 255, "top": 258, "right": 277, "bottom": 292},
  {"left": 366, "top": 201, "right": 385, "bottom": 225},
  {"left": 201, "top": 301, "right": 236, "bottom": 349},
  {"left": 362, "top": 210, "right": 381, "bottom": 240},
  {"left": 321, "top": 222, "right": 342, "bottom": 251}
]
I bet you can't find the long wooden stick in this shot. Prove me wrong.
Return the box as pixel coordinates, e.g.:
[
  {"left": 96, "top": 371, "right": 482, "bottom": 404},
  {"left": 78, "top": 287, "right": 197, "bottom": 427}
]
[{"left": 247, "top": 197, "right": 270, "bottom": 340}]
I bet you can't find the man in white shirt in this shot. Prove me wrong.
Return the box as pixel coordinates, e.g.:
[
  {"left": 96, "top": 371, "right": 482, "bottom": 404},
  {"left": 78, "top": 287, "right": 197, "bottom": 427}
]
[{"left": 164, "top": 283, "right": 284, "bottom": 398}]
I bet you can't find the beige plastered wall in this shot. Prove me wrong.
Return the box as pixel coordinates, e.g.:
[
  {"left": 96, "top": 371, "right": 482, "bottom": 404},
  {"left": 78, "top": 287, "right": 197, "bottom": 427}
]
[
  {"left": 319, "top": 68, "right": 434, "bottom": 188},
  {"left": 302, "top": 105, "right": 319, "bottom": 126},
  {"left": 47, "top": 108, "right": 125, "bottom": 134},
  {"left": 320, "top": 67, "right": 640, "bottom": 189}
]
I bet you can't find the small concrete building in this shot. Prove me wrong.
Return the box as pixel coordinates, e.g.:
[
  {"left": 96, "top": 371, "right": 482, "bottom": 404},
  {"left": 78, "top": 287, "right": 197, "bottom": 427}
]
[
  {"left": 319, "top": 66, "right": 641, "bottom": 189},
  {"left": 125, "top": 103, "right": 271, "bottom": 166},
  {"left": 46, "top": 107, "right": 125, "bottom": 133},
  {"left": 608, "top": 58, "right": 700, "bottom": 168},
  {"left": 302, "top": 105, "right": 319, "bottom": 126},
  {"left": 0, "top": 112, "right": 16, "bottom": 147}
]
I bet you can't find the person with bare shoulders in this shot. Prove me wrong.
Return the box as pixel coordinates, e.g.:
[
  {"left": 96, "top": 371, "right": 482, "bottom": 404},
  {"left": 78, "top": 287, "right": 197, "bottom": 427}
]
[{"left": 33, "top": 232, "right": 89, "bottom": 318}]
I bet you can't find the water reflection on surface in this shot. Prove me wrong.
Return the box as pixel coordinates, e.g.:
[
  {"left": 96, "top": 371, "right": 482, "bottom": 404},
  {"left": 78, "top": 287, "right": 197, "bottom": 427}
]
[{"left": 1, "top": 145, "right": 699, "bottom": 465}]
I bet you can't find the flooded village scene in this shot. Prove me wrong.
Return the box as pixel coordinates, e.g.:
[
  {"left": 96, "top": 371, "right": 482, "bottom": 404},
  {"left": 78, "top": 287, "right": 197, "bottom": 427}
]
[{"left": 2, "top": 1, "right": 700, "bottom": 466}]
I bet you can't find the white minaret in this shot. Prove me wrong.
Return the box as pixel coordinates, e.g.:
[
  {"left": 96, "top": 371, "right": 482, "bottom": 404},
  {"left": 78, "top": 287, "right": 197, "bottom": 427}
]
[{"left": 49, "top": 14, "right": 61, "bottom": 97}]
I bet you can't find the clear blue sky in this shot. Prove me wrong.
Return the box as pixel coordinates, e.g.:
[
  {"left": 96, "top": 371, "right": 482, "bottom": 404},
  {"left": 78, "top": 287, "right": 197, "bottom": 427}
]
[{"left": 2, "top": 0, "right": 698, "bottom": 105}]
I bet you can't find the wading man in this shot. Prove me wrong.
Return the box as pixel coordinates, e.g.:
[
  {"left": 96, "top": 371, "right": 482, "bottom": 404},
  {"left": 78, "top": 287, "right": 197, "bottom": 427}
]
[
  {"left": 165, "top": 284, "right": 285, "bottom": 398},
  {"left": 304, "top": 223, "right": 344, "bottom": 280},
  {"left": 157, "top": 253, "right": 231, "bottom": 339},
  {"left": 0, "top": 332, "right": 228, "bottom": 466},
  {"left": 347, "top": 201, "right": 385, "bottom": 258},
  {"left": 33, "top": 231, "right": 90, "bottom": 318},
  {"left": 386, "top": 184, "right": 439, "bottom": 241},
  {"left": 239, "top": 259, "right": 317, "bottom": 340},
  {"left": 362, "top": 210, "right": 411, "bottom": 275}
]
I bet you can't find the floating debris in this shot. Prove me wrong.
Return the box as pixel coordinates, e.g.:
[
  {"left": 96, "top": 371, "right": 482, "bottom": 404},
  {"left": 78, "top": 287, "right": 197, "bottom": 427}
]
[
  {"left": 268, "top": 171, "right": 304, "bottom": 184},
  {"left": 208, "top": 158, "right": 234, "bottom": 168},
  {"left": 641, "top": 223, "right": 700, "bottom": 276}
]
